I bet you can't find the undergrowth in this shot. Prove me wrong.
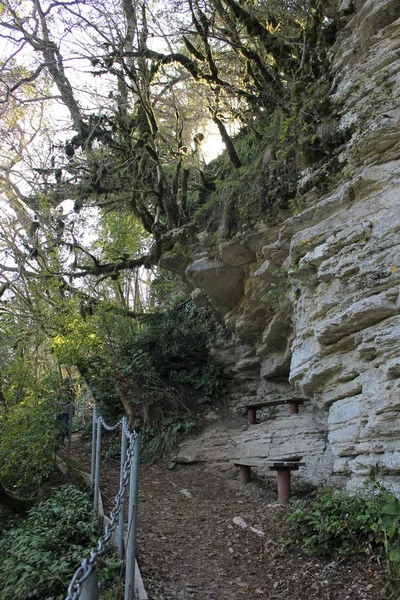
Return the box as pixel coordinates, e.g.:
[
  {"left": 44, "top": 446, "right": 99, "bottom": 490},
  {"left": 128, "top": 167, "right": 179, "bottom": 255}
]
[
  {"left": 0, "top": 484, "right": 99, "bottom": 600},
  {"left": 141, "top": 414, "right": 201, "bottom": 463},
  {"left": 287, "top": 486, "right": 400, "bottom": 597},
  {"left": 0, "top": 396, "right": 59, "bottom": 497},
  {"left": 86, "top": 298, "right": 225, "bottom": 464}
]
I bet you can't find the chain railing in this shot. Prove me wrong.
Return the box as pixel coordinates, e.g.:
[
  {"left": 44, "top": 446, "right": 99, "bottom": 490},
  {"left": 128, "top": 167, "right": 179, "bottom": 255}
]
[
  {"left": 65, "top": 407, "right": 141, "bottom": 600},
  {"left": 97, "top": 415, "right": 125, "bottom": 431}
]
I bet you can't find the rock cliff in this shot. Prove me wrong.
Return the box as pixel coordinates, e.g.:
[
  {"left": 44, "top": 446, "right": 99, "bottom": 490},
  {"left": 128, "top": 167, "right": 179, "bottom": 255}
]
[{"left": 171, "top": 0, "right": 400, "bottom": 494}]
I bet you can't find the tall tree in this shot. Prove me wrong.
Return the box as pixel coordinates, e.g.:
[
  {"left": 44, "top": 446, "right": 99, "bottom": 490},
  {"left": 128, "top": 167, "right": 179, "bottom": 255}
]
[
  {"left": 0, "top": 0, "right": 332, "bottom": 312},
  {"left": 0, "top": 0, "right": 330, "bottom": 255}
]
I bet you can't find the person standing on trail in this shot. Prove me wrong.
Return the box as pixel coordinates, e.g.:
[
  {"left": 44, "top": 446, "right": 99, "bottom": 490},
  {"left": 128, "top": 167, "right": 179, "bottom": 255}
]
[{"left": 56, "top": 379, "right": 76, "bottom": 443}]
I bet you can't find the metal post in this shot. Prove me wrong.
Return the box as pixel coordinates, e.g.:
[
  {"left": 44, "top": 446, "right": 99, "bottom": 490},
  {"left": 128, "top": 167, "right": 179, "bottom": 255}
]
[
  {"left": 277, "top": 468, "right": 291, "bottom": 504},
  {"left": 240, "top": 464, "right": 251, "bottom": 485},
  {"left": 118, "top": 420, "right": 128, "bottom": 557},
  {"left": 91, "top": 406, "right": 97, "bottom": 485},
  {"left": 80, "top": 570, "right": 99, "bottom": 600},
  {"left": 248, "top": 407, "right": 257, "bottom": 425},
  {"left": 124, "top": 434, "right": 141, "bottom": 600},
  {"left": 94, "top": 418, "right": 102, "bottom": 513}
]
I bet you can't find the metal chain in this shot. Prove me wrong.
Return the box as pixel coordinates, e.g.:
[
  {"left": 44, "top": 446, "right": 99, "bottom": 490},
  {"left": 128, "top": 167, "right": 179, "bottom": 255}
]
[
  {"left": 97, "top": 415, "right": 124, "bottom": 431},
  {"left": 65, "top": 428, "right": 137, "bottom": 600},
  {"left": 122, "top": 416, "right": 137, "bottom": 442}
]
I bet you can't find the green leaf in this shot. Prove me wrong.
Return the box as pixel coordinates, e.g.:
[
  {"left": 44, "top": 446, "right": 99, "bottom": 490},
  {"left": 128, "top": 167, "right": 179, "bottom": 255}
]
[
  {"left": 381, "top": 502, "right": 400, "bottom": 516},
  {"left": 389, "top": 546, "right": 400, "bottom": 562}
]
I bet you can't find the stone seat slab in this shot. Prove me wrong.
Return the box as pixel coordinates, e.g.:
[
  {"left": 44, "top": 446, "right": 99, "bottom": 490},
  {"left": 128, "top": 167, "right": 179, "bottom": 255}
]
[
  {"left": 245, "top": 398, "right": 309, "bottom": 410},
  {"left": 233, "top": 460, "right": 264, "bottom": 468},
  {"left": 266, "top": 460, "right": 305, "bottom": 469},
  {"left": 233, "top": 458, "right": 304, "bottom": 468},
  {"left": 245, "top": 398, "right": 310, "bottom": 423}
]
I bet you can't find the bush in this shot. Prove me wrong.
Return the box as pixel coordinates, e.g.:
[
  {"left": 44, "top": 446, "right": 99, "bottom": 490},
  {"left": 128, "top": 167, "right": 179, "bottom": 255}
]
[
  {"left": 0, "top": 485, "right": 99, "bottom": 600},
  {"left": 141, "top": 414, "right": 201, "bottom": 463},
  {"left": 287, "top": 486, "right": 400, "bottom": 595},
  {"left": 287, "top": 487, "right": 379, "bottom": 557},
  {"left": 110, "top": 299, "right": 224, "bottom": 420},
  {"left": 0, "top": 398, "right": 59, "bottom": 497}
]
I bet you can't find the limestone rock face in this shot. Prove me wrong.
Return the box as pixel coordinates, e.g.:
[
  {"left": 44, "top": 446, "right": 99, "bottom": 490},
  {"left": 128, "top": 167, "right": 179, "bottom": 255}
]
[
  {"left": 175, "top": 414, "right": 333, "bottom": 487},
  {"left": 179, "top": 0, "right": 400, "bottom": 494},
  {"left": 185, "top": 258, "right": 244, "bottom": 314}
]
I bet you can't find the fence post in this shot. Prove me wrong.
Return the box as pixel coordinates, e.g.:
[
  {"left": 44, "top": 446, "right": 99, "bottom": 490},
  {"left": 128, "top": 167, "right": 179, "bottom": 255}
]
[
  {"left": 124, "top": 434, "right": 141, "bottom": 600},
  {"left": 91, "top": 406, "right": 97, "bottom": 485},
  {"left": 118, "top": 420, "right": 128, "bottom": 557},
  {"left": 93, "top": 417, "right": 102, "bottom": 513},
  {"left": 80, "top": 570, "right": 99, "bottom": 600}
]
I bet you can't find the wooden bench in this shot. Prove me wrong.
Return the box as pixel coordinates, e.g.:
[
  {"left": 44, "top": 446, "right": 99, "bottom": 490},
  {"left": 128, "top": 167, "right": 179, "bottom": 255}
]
[
  {"left": 245, "top": 398, "right": 309, "bottom": 424},
  {"left": 233, "top": 458, "right": 305, "bottom": 503}
]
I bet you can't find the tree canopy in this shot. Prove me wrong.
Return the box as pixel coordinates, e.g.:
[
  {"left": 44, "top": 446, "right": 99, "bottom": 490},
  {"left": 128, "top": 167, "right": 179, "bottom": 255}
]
[
  {"left": 0, "top": 0, "right": 336, "bottom": 494},
  {"left": 0, "top": 0, "right": 332, "bottom": 281}
]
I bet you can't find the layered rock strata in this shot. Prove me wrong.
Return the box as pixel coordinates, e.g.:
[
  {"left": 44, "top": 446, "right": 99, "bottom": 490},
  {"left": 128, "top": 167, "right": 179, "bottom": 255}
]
[{"left": 170, "top": 0, "right": 400, "bottom": 494}]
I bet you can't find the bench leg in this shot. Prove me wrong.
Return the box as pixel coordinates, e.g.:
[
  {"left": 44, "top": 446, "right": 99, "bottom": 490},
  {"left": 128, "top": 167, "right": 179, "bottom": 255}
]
[
  {"left": 248, "top": 408, "right": 257, "bottom": 425},
  {"left": 239, "top": 464, "right": 251, "bottom": 485},
  {"left": 289, "top": 402, "right": 299, "bottom": 415},
  {"left": 277, "top": 468, "right": 291, "bottom": 503}
]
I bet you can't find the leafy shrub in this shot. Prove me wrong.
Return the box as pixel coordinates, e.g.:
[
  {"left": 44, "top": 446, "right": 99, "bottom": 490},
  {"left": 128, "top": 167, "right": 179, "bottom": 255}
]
[
  {"left": 0, "top": 398, "right": 59, "bottom": 497},
  {"left": 121, "top": 300, "right": 216, "bottom": 377},
  {"left": 114, "top": 299, "right": 224, "bottom": 420},
  {"left": 287, "top": 487, "right": 379, "bottom": 557},
  {"left": 141, "top": 414, "right": 200, "bottom": 463},
  {"left": 372, "top": 492, "right": 400, "bottom": 592},
  {"left": 0, "top": 484, "right": 99, "bottom": 600},
  {"left": 287, "top": 486, "right": 400, "bottom": 594},
  {"left": 170, "top": 359, "right": 224, "bottom": 403}
]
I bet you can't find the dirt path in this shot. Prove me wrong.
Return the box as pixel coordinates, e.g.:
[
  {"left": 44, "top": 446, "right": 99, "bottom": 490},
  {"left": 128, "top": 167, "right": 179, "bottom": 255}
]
[{"left": 69, "top": 433, "right": 386, "bottom": 600}]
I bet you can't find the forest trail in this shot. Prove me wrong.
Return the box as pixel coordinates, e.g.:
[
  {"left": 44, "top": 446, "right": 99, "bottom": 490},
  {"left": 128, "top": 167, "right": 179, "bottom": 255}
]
[{"left": 69, "top": 433, "right": 386, "bottom": 600}]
